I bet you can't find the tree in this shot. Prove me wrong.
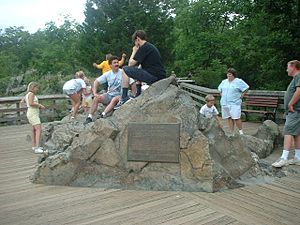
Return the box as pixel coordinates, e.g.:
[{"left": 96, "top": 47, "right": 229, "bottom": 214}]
[
  {"left": 229, "top": 0, "right": 300, "bottom": 90},
  {"left": 172, "top": 0, "right": 300, "bottom": 90},
  {"left": 80, "top": 0, "right": 176, "bottom": 73},
  {"left": 30, "top": 17, "right": 83, "bottom": 75},
  {"left": 172, "top": 0, "right": 242, "bottom": 87}
]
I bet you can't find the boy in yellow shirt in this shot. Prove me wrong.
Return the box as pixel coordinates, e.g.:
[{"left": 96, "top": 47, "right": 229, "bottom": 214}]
[{"left": 93, "top": 53, "right": 126, "bottom": 74}]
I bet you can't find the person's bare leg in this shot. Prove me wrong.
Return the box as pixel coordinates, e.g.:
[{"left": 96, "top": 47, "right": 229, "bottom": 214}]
[
  {"left": 228, "top": 118, "right": 234, "bottom": 132},
  {"left": 70, "top": 98, "right": 75, "bottom": 116},
  {"left": 122, "top": 71, "right": 130, "bottom": 88},
  {"left": 119, "top": 71, "right": 131, "bottom": 103},
  {"left": 131, "top": 83, "right": 137, "bottom": 96},
  {"left": 70, "top": 94, "right": 81, "bottom": 117},
  {"left": 294, "top": 136, "right": 300, "bottom": 149},
  {"left": 31, "top": 126, "right": 36, "bottom": 148},
  {"left": 34, "top": 124, "right": 42, "bottom": 147},
  {"left": 283, "top": 135, "right": 293, "bottom": 150},
  {"left": 235, "top": 118, "right": 244, "bottom": 134},
  {"left": 104, "top": 96, "right": 120, "bottom": 114},
  {"left": 235, "top": 119, "right": 242, "bottom": 130},
  {"left": 89, "top": 97, "right": 101, "bottom": 115}
]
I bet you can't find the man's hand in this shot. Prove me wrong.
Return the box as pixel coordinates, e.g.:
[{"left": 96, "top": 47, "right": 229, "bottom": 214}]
[
  {"left": 128, "top": 46, "right": 139, "bottom": 67},
  {"left": 39, "top": 104, "right": 46, "bottom": 109},
  {"left": 132, "top": 45, "right": 139, "bottom": 53},
  {"left": 122, "top": 53, "right": 126, "bottom": 58},
  {"left": 288, "top": 103, "right": 295, "bottom": 112},
  {"left": 94, "top": 93, "right": 101, "bottom": 100}
]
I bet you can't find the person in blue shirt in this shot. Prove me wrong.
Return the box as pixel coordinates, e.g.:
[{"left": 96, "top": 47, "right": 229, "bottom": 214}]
[
  {"left": 218, "top": 68, "right": 249, "bottom": 135},
  {"left": 84, "top": 56, "right": 123, "bottom": 124}
]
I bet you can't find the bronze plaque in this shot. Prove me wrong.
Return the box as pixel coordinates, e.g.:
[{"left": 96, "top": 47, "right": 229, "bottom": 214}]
[{"left": 127, "top": 123, "right": 180, "bottom": 163}]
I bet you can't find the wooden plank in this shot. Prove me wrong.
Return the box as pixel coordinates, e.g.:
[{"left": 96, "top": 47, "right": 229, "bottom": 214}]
[
  {"left": 14, "top": 192, "right": 177, "bottom": 225},
  {"left": 260, "top": 180, "right": 300, "bottom": 196},
  {"left": 233, "top": 188, "right": 300, "bottom": 215},
  {"left": 188, "top": 215, "right": 237, "bottom": 225},
  {"left": 158, "top": 211, "right": 223, "bottom": 225},
  {"left": 1, "top": 123, "right": 300, "bottom": 225},
  {"left": 220, "top": 190, "right": 299, "bottom": 225},
  {"left": 75, "top": 197, "right": 204, "bottom": 225},
  {"left": 184, "top": 192, "right": 290, "bottom": 225},
  {"left": 134, "top": 205, "right": 215, "bottom": 225}
]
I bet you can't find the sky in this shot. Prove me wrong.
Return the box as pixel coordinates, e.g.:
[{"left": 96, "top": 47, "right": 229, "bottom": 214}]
[{"left": 0, "top": 0, "right": 86, "bottom": 33}]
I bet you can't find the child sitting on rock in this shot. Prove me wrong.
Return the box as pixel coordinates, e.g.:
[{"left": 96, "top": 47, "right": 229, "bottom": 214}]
[{"left": 200, "top": 94, "right": 222, "bottom": 126}]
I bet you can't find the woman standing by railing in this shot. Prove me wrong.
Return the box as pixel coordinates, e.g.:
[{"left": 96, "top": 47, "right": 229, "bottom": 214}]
[
  {"left": 218, "top": 68, "right": 249, "bottom": 135},
  {"left": 21, "top": 82, "right": 47, "bottom": 154}
]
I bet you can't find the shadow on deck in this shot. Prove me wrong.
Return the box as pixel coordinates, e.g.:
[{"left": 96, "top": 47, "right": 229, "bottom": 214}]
[{"left": 0, "top": 123, "right": 299, "bottom": 225}]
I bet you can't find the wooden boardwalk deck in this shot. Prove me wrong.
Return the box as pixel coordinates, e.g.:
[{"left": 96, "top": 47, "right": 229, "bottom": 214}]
[{"left": 0, "top": 123, "right": 299, "bottom": 225}]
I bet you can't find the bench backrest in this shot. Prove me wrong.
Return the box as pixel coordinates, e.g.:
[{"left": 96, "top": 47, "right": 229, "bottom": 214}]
[{"left": 244, "top": 96, "right": 279, "bottom": 108}]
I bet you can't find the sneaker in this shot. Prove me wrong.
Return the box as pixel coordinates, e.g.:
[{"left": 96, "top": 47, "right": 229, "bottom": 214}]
[
  {"left": 288, "top": 157, "right": 300, "bottom": 166},
  {"left": 272, "top": 158, "right": 289, "bottom": 168},
  {"left": 34, "top": 147, "right": 44, "bottom": 154},
  {"left": 84, "top": 117, "right": 93, "bottom": 125},
  {"left": 96, "top": 113, "right": 106, "bottom": 119},
  {"left": 114, "top": 97, "right": 131, "bottom": 110}
]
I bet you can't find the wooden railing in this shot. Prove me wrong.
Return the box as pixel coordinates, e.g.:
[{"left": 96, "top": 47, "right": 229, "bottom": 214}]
[
  {"left": 179, "top": 82, "right": 286, "bottom": 121},
  {"left": 0, "top": 94, "right": 70, "bottom": 125},
  {"left": 0, "top": 83, "right": 287, "bottom": 125}
]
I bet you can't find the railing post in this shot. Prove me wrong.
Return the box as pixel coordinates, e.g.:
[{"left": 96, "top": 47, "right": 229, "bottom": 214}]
[{"left": 16, "top": 102, "right": 20, "bottom": 125}]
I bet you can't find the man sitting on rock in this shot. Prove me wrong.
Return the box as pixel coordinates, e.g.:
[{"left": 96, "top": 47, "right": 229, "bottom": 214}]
[
  {"left": 84, "top": 56, "right": 123, "bottom": 124},
  {"left": 114, "top": 30, "right": 166, "bottom": 109}
]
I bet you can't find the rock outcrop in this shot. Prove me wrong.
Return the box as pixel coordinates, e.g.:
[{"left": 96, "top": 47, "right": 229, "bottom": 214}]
[{"left": 32, "top": 76, "right": 279, "bottom": 192}]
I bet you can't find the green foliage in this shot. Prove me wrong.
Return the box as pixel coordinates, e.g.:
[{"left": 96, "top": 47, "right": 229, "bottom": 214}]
[
  {"left": 171, "top": 0, "right": 300, "bottom": 90},
  {"left": 1, "top": 0, "right": 300, "bottom": 96},
  {"left": 0, "top": 27, "right": 31, "bottom": 78},
  {"left": 80, "top": 0, "right": 176, "bottom": 68},
  {"left": 172, "top": 0, "right": 241, "bottom": 75},
  {"left": 193, "top": 59, "right": 227, "bottom": 88}
]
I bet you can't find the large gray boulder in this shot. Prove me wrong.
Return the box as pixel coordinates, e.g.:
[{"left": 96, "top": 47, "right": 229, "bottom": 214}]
[
  {"left": 242, "top": 120, "right": 281, "bottom": 158},
  {"left": 32, "top": 77, "right": 258, "bottom": 192}
]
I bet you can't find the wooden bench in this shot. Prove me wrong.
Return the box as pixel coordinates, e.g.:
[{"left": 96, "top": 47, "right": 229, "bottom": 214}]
[{"left": 242, "top": 95, "right": 279, "bottom": 121}]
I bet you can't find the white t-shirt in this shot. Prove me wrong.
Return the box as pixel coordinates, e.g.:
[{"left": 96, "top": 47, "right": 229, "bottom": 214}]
[
  {"left": 63, "top": 79, "right": 86, "bottom": 92},
  {"left": 96, "top": 69, "right": 123, "bottom": 97},
  {"left": 199, "top": 104, "right": 219, "bottom": 118}
]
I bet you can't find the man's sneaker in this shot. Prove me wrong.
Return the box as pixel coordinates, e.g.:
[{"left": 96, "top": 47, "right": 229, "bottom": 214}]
[
  {"left": 84, "top": 117, "right": 93, "bottom": 125},
  {"left": 114, "top": 97, "right": 131, "bottom": 110},
  {"left": 288, "top": 157, "right": 300, "bottom": 166},
  {"left": 96, "top": 113, "right": 106, "bottom": 119},
  {"left": 34, "top": 147, "right": 44, "bottom": 154},
  {"left": 272, "top": 158, "right": 289, "bottom": 168}
]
